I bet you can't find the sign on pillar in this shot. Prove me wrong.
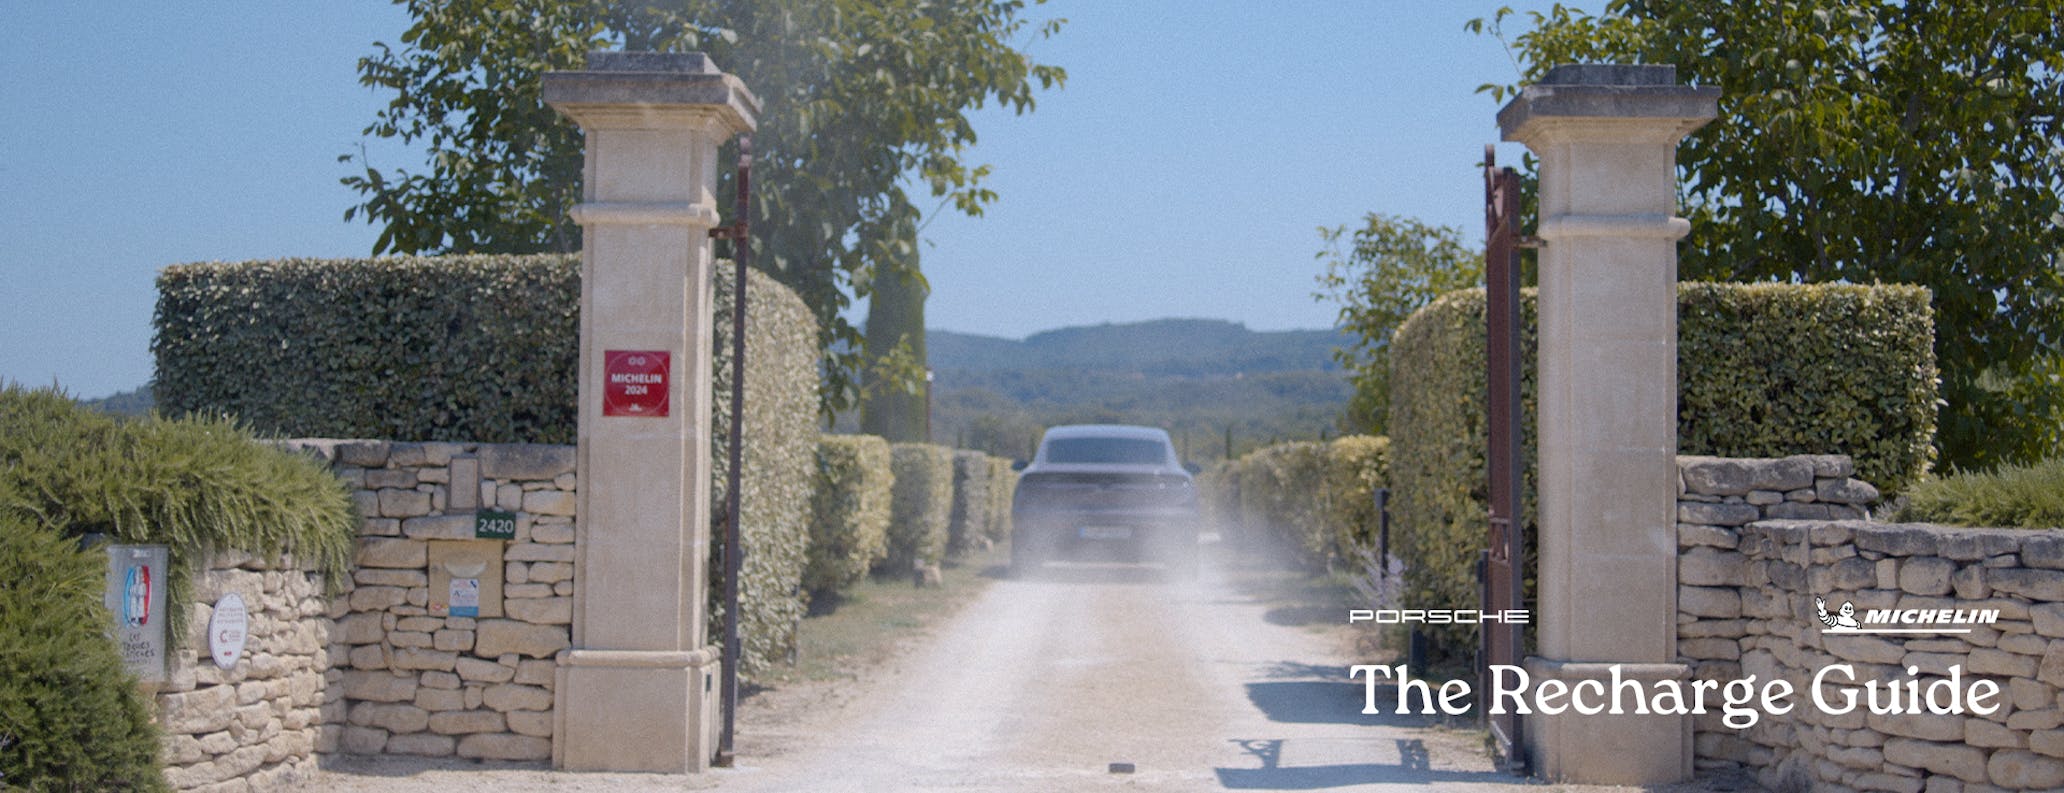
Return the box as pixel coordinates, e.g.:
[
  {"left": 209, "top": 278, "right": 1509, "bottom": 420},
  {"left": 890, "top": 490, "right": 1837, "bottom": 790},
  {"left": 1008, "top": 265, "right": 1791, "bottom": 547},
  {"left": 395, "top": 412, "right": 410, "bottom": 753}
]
[
  {"left": 1498, "top": 64, "right": 1717, "bottom": 785},
  {"left": 541, "top": 51, "right": 758, "bottom": 774}
]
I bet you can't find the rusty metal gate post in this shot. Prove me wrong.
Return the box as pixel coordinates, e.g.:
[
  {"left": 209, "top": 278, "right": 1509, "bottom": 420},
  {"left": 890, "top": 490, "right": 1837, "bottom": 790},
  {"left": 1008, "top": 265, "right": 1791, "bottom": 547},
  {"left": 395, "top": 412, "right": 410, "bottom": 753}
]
[{"left": 1480, "top": 146, "right": 1527, "bottom": 774}]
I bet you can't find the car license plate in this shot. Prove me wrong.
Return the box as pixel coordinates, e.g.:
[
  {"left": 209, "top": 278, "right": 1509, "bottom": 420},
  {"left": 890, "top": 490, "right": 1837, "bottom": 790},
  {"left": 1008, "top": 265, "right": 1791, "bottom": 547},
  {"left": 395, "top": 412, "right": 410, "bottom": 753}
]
[{"left": 1079, "top": 526, "right": 1132, "bottom": 541}]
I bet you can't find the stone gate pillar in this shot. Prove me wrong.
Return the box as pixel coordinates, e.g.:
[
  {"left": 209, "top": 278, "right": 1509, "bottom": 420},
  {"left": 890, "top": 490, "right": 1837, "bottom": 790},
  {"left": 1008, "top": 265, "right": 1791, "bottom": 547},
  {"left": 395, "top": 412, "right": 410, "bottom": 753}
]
[
  {"left": 540, "top": 52, "right": 758, "bottom": 773},
  {"left": 1497, "top": 64, "right": 1716, "bottom": 784}
]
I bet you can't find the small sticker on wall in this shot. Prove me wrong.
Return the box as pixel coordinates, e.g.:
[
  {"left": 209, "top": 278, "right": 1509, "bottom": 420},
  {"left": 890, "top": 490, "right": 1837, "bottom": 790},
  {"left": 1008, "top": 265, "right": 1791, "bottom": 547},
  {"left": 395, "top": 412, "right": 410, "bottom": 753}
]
[{"left": 449, "top": 578, "right": 480, "bottom": 618}]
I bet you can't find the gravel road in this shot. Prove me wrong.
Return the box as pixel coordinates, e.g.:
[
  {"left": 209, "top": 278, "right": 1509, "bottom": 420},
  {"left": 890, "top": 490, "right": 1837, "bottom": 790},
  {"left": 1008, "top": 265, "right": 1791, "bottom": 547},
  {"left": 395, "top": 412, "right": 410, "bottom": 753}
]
[{"left": 316, "top": 542, "right": 1759, "bottom": 792}]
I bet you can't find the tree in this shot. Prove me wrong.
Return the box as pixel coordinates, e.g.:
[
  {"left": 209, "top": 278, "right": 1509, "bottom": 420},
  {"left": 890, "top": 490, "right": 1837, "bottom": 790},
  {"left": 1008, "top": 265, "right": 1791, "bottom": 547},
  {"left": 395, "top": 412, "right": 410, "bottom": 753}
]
[
  {"left": 1315, "top": 214, "right": 1482, "bottom": 434},
  {"left": 861, "top": 219, "right": 930, "bottom": 443},
  {"left": 1472, "top": 1, "right": 2064, "bottom": 469},
  {"left": 343, "top": 0, "right": 1065, "bottom": 415}
]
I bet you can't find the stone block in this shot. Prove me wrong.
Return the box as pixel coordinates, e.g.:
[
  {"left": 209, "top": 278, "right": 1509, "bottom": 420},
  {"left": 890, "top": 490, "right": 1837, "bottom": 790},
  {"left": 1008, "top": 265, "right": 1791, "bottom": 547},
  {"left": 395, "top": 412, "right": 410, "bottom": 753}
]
[
  {"left": 392, "top": 648, "right": 460, "bottom": 672},
  {"left": 1968, "top": 648, "right": 2037, "bottom": 678},
  {"left": 456, "top": 656, "right": 517, "bottom": 683},
  {"left": 1805, "top": 455, "right": 1856, "bottom": 478},
  {"left": 416, "top": 687, "right": 467, "bottom": 712},
  {"left": 1987, "top": 750, "right": 2064, "bottom": 790},
  {"left": 1681, "top": 586, "right": 1743, "bottom": 619},
  {"left": 386, "top": 732, "right": 456, "bottom": 757},
  {"left": 339, "top": 725, "right": 388, "bottom": 755},
  {"left": 1680, "top": 547, "right": 1748, "bottom": 586},
  {"left": 527, "top": 562, "right": 574, "bottom": 583},
  {"left": 531, "top": 521, "right": 577, "bottom": 544},
  {"left": 335, "top": 613, "right": 384, "bottom": 645},
  {"left": 2039, "top": 605, "right": 2064, "bottom": 639},
  {"left": 429, "top": 710, "right": 507, "bottom": 735},
  {"left": 2024, "top": 535, "right": 2064, "bottom": 570},
  {"left": 2042, "top": 642, "right": 2064, "bottom": 687},
  {"left": 1765, "top": 502, "right": 1833, "bottom": 520},
  {"left": 337, "top": 442, "right": 391, "bottom": 468},
  {"left": 477, "top": 444, "right": 575, "bottom": 481},
  {"left": 506, "top": 597, "right": 572, "bottom": 625},
  {"left": 514, "top": 659, "right": 557, "bottom": 686},
  {"left": 505, "top": 543, "right": 575, "bottom": 563},
  {"left": 1680, "top": 501, "right": 1761, "bottom": 526},
  {"left": 1937, "top": 530, "right": 2025, "bottom": 561},
  {"left": 1857, "top": 526, "right": 1941, "bottom": 557},
  {"left": 402, "top": 514, "right": 476, "bottom": 540},
  {"left": 1869, "top": 711, "right": 1968, "bottom": 742},
  {"left": 348, "top": 701, "right": 429, "bottom": 734},
  {"left": 1900, "top": 557, "right": 1957, "bottom": 597},
  {"left": 506, "top": 709, "right": 554, "bottom": 737},
  {"left": 1882, "top": 737, "right": 1988, "bottom": 783},
  {"left": 2007, "top": 709, "right": 2062, "bottom": 731},
  {"left": 1746, "top": 490, "right": 1783, "bottom": 506},
  {"left": 457, "top": 733, "right": 552, "bottom": 761},
  {"left": 482, "top": 683, "right": 553, "bottom": 712},
  {"left": 1817, "top": 477, "right": 1880, "bottom": 505},
  {"left": 160, "top": 685, "right": 238, "bottom": 734},
  {"left": 389, "top": 630, "right": 433, "bottom": 649},
  {"left": 1680, "top": 638, "right": 1740, "bottom": 660},
  {"left": 378, "top": 488, "right": 433, "bottom": 518},
  {"left": 363, "top": 468, "right": 417, "bottom": 489},
  {"left": 1965, "top": 718, "right": 2025, "bottom": 749},
  {"left": 354, "top": 568, "right": 428, "bottom": 588},
  {"left": 1827, "top": 636, "right": 1908, "bottom": 665},
  {"left": 1990, "top": 569, "right": 2064, "bottom": 600},
  {"left": 505, "top": 583, "right": 554, "bottom": 598},
  {"left": 434, "top": 629, "right": 475, "bottom": 652},
  {"left": 523, "top": 489, "right": 577, "bottom": 517},
  {"left": 2032, "top": 730, "right": 2064, "bottom": 759},
  {"left": 356, "top": 538, "right": 426, "bottom": 570},
  {"left": 421, "top": 670, "right": 462, "bottom": 689},
  {"left": 340, "top": 671, "right": 417, "bottom": 703}
]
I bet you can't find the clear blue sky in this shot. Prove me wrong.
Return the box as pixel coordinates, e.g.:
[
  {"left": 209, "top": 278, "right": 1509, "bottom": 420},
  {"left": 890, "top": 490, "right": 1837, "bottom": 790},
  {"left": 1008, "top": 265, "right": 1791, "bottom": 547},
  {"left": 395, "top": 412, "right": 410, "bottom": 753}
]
[{"left": 1, "top": 1, "right": 1555, "bottom": 399}]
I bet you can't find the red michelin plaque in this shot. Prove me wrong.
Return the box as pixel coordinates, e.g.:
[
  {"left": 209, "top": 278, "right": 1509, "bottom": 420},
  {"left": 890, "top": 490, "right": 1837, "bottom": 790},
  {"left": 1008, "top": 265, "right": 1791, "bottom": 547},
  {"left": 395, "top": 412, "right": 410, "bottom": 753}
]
[{"left": 603, "top": 350, "right": 670, "bottom": 417}]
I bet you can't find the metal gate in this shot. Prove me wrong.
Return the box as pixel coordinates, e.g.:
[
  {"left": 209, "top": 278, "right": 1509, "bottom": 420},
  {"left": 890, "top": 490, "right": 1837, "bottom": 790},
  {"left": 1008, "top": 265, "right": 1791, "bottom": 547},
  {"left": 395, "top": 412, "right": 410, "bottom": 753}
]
[{"left": 1480, "top": 146, "right": 1527, "bottom": 773}]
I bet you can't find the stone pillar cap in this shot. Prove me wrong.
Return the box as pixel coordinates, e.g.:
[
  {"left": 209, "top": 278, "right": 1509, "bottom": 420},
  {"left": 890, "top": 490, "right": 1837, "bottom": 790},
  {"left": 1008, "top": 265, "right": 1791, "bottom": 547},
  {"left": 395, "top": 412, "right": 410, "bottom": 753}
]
[
  {"left": 1498, "top": 62, "right": 1718, "bottom": 143},
  {"left": 543, "top": 51, "right": 760, "bottom": 133}
]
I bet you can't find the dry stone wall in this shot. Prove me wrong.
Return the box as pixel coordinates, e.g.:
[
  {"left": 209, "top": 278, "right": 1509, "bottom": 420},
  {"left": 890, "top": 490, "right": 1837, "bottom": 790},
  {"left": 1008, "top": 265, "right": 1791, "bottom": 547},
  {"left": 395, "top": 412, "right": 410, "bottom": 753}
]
[
  {"left": 1677, "top": 455, "right": 2064, "bottom": 792},
  {"left": 285, "top": 439, "right": 576, "bottom": 764},
  {"left": 154, "top": 552, "right": 328, "bottom": 792}
]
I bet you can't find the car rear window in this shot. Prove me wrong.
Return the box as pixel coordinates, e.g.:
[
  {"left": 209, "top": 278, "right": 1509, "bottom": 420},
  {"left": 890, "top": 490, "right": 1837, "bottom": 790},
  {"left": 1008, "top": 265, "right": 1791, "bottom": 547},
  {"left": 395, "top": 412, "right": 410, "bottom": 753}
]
[{"left": 1043, "top": 437, "right": 1168, "bottom": 465}]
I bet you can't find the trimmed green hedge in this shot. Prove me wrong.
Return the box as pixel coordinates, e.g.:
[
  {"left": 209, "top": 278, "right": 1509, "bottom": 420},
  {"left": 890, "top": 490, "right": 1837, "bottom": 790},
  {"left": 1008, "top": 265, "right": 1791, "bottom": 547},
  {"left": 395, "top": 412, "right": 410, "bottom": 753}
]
[
  {"left": 806, "top": 434, "right": 894, "bottom": 596},
  {"left": 879, "top": 443, "right": 954, "bottom": 575},
  {"left": 154, "top": 255, "right": 581, "bottom": 444},
  {"left": 709, "top": 269, "right": 821, "bottom": 676},
  {"left": 1387, "top": 283, "right": 1936, "bottom": 660},
  {"left": 947, "top": 451, "right": 993, "bottom": 558},
  {"left": 1897, "top": 457, "right": 2064, "bottom": 529},
  {"left": 1203, "top": 435, "right": 1389, "bottom": 569},
  {"left": 985, "top": 457, "right": 1016, "bottom": 543},
  {"left": 0, "top": 507, "right": 167, "bottom": 792}
]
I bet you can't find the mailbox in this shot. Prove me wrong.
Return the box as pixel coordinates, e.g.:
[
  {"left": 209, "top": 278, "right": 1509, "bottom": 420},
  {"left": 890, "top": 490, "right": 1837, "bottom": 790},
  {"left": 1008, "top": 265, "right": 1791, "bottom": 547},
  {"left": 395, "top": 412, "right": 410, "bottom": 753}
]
[{"left": 428, "top": 540, "right": 504, "bottom": 618}]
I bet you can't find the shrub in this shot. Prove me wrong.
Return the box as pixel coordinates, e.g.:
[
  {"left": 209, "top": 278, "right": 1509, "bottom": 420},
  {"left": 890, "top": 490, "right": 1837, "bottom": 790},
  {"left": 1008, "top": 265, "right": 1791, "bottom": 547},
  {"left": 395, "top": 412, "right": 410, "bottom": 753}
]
[
  {"left": 1387, "top": 283, "right": 1936, "bottom": 660},
  {"left": 879, "top": 443, "right": 954, "bottom": 575},
  {"left": 946, "top": 451, "right": 993, "bottom": 558},
  {"left": 985, "top": 456, "right": 1016, "bottom": 543},
  {"left": 1897, "top": 458, "right": 2064, "bottom": 529},
  {"left": 0, "top": 508, "right": 167, "bottom": 792},
  {"left": 709, "top": 269, "right": 821, "bottom": 677},
  {"left": 1322, "top": 435, "right": 1391, "bottom": 560},
  {"left": 806, "top": 435, "right": 894, "bottom": 596},
  {"left": 154, "top": 255, "right": 581, "bottom": 444},
  {"left": 1209, "top": 436, "right": 1388, "bottom": 569},
  {"left": 0, "top": 385, "right": 356, "bottom": 652}
]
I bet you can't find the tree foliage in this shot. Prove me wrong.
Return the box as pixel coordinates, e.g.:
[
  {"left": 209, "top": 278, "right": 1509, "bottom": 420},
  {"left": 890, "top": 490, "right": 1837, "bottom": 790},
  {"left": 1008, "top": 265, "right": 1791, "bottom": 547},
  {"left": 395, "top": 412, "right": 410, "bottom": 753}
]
[
  {"left": 344, "top": 0, "right": 1065, "bottom": 414},
  {"left": 1471, "top": 0, "right": 2064, "bottom": 469},
  {"left": 1315, "top": 214, "right": 1483, "bottom": 434}
]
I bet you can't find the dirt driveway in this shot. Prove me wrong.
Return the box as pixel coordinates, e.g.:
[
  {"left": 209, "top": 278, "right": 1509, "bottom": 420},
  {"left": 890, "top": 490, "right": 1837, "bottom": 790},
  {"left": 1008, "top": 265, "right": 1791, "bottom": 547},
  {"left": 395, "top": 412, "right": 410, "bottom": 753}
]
[{"left": 316, "top": 541, "right": 1758, "bottom": 792}]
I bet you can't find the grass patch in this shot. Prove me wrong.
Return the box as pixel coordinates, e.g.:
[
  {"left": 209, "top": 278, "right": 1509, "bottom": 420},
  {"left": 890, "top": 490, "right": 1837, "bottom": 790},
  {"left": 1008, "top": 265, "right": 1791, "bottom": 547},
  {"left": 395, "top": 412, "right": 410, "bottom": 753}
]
[
  {"left": 752, "top": 542, "right": 1008, "bottom": 687},
  {"left": 1897, "top": 457, "right": 2064, "bottom": 529}
]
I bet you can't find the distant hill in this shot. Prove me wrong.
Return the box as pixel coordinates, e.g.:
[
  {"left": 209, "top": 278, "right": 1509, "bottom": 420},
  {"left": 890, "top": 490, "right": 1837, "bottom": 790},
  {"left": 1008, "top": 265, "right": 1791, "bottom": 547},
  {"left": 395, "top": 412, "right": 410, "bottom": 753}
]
[
  {"left": 79, "top": 386, "right": 154, "bottom": 417},
  {"left": 926, "top": 319, "right": 1353, "bottom": 462},
  {"left": 930, "top": 318, "right": 1347, "bottom": 376}
]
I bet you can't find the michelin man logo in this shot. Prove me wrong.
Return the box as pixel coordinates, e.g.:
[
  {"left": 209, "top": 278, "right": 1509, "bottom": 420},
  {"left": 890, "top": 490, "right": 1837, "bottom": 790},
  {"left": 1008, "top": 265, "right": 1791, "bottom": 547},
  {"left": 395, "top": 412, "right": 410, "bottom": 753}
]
[{"left": 1815, "top": 596, "right": 1859, "bottom": 632}]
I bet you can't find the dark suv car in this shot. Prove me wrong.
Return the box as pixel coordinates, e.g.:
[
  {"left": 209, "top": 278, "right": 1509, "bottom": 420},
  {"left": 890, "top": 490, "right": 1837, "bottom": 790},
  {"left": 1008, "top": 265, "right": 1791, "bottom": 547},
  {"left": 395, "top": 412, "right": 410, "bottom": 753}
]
[{"left": 1010, "top": 425, "right": 1200, "bottom": 578}]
